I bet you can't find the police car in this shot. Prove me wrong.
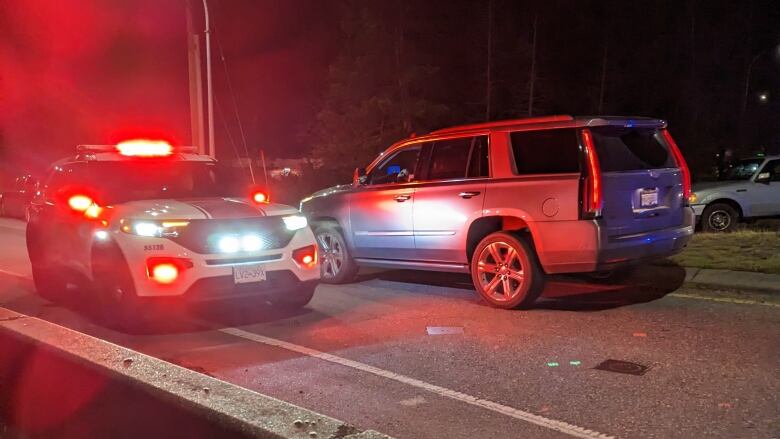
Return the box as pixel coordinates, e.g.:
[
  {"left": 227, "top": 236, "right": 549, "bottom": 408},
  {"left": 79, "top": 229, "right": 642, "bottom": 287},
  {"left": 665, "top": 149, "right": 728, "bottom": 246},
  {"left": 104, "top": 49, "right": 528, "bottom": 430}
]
[{"left": 26, "top": 140, "right": 319, "bottom": 328}]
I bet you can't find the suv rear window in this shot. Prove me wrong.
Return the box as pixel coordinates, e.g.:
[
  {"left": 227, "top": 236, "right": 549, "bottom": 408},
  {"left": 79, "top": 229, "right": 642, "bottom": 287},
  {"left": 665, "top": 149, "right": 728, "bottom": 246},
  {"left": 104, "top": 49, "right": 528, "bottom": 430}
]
[
  {"left": 510, "top": 129, "right": 580, "bottom": 175},
  {"left": 590, "top": 127, "right": 675, "bottom": 172}
]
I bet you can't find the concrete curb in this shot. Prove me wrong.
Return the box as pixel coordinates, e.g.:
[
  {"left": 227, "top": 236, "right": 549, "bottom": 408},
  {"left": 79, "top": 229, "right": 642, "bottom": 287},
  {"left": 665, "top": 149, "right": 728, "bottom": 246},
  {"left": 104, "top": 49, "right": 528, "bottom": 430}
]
[
  {"left": 682, "top": 267, "right": 780, "bottom": 294},
  {"left": 0, "top": 307, "right": 393, "bottom": 439}
]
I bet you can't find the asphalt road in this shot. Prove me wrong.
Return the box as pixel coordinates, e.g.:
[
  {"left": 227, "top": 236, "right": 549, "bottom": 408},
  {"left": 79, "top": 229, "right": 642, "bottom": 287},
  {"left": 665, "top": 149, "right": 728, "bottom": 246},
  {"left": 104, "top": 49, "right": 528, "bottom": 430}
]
[{"left": 0, "top": 218, "right": 778, "bottom": 439}]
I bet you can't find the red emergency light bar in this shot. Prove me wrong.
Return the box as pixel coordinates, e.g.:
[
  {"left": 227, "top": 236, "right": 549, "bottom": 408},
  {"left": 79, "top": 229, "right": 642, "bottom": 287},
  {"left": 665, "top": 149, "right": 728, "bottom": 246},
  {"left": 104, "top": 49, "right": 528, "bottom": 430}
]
[{"left": 77, "top": 142, "right": 198, "bottom": 157}]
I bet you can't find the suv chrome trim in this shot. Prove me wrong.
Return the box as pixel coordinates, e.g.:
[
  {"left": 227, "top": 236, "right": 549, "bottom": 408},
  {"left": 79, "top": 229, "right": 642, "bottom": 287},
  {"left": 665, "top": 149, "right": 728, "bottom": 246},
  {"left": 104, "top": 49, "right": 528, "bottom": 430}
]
[{"left": 354, "top": 258, "right": 468, "bottom": 273}]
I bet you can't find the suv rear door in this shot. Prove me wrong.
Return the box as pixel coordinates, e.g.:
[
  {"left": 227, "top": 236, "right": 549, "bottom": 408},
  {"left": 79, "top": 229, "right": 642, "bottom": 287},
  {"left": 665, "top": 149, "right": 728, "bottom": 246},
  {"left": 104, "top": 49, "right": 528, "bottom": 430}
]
[
  {"left": 589, "top": 124, "right": 687, "bottom": 237},
  {"left": 412, "top": 135, "right": 489, "bottom": 263}
]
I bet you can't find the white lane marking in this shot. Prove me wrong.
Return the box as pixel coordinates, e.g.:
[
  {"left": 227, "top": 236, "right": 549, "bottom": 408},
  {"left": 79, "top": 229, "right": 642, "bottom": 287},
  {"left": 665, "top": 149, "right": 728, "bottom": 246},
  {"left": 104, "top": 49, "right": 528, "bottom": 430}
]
[
  {"left": 215, "top": 325, "right": 615, "bottom": 439},
  {"left": 0, "top": 268, "right": 29, "bottom": 279},
  {"left": 669, "top": 292, "right": 780, "bottom": 308}
]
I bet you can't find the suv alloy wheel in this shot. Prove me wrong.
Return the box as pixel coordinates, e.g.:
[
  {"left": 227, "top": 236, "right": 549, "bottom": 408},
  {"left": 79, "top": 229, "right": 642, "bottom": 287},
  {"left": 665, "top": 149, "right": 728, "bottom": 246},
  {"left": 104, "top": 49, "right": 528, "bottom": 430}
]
[{"left": 471, "top": 232, "right": 545, "bottom": 309}]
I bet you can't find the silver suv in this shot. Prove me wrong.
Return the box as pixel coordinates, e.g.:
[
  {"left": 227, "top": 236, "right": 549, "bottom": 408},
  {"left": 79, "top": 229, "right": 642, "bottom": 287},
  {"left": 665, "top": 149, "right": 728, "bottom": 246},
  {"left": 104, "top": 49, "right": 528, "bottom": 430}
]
[
  {"left": 690, "top": 155, "right": 780, "bottom": 232},
  {"left": 301, "top": 116, "right": 695, "bottom": 309}
]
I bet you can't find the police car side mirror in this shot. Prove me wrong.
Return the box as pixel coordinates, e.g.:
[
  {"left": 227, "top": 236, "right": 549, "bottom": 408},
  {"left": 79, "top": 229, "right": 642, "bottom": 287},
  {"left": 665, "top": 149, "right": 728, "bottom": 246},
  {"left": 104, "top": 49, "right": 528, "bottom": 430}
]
[
  {"left": 353, "top": 167, "right": 367, "bottom": 186},
  {"left": 755, "top": 172, "right": 771, "bottom": 184}
]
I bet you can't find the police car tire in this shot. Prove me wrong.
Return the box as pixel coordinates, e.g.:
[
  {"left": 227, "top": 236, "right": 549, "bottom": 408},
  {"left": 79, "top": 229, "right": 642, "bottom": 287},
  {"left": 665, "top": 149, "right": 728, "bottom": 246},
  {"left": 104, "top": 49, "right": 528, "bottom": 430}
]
[
  {"left": 92, "top": 244, "right": 145, "bottom": 332},
  {"left": 31, "top": 262, "right": 68, "bottom": 303},
  {"left": 275, "top": 283, "right": 316, "bottom": 309}
]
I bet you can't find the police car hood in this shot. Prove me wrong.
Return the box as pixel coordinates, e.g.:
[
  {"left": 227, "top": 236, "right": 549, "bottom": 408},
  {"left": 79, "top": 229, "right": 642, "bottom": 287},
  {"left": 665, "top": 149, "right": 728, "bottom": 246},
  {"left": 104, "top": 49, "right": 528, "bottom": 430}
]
[{"left": 114, "top": 198, "right": 299, "bottom": 221}]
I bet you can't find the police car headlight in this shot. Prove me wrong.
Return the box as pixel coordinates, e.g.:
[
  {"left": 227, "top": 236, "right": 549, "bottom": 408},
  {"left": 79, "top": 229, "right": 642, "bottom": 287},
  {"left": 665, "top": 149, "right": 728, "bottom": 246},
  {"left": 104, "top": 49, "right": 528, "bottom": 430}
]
[
  {"left": 121, "top": 219, "right": 189, "bottom": 237},
  {"left": 283, "top": 215, "right": 308, "bottom": 231}
]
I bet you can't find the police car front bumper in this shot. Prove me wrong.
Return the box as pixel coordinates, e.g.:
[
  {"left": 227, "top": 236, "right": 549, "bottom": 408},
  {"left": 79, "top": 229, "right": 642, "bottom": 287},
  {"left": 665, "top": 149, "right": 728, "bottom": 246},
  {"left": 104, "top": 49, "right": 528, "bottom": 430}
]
[{"left": 112, "top": 228, "right": 319, "bottom": 300}]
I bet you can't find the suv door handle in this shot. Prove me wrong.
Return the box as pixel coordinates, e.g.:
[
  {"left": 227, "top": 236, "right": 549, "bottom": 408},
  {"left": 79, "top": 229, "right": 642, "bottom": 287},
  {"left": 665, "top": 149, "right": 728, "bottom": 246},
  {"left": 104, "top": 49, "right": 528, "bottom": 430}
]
[
  {"left": 458, "top": 191, "right": 481, "bottom": 199},
  {"left": 394, "top": 194, "right": 412, "bottom": 202}
]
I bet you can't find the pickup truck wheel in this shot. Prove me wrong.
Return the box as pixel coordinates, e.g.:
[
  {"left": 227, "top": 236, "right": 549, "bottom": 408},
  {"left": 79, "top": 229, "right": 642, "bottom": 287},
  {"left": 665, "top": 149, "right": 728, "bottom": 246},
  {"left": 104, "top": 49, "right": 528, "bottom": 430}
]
[
  {"left": 471, "top": 232, "right": 545, "bottom": 309},
  {"left": 314, "top": 225, "right": 358, "bottom": 284},
  {"left": 702, "top": 203, "right": 738, "bottom": 233}
]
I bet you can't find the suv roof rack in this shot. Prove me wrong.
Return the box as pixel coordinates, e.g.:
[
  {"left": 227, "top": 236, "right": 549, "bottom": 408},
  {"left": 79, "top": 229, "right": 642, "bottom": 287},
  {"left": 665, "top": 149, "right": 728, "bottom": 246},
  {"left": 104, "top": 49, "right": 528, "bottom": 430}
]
[{"left": 429, "top": 115, "right": 574, "bottom": 135}]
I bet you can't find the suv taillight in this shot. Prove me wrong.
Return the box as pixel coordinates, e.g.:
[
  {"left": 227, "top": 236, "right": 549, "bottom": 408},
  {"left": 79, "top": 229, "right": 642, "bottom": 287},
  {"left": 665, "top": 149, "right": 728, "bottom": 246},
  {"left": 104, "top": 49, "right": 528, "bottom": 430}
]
[
  {"left": 661, "top": 129, "right": 691, "bottom": 205},
  {"left": 580, "top": 128, "right": 603, "bottom": 219}
]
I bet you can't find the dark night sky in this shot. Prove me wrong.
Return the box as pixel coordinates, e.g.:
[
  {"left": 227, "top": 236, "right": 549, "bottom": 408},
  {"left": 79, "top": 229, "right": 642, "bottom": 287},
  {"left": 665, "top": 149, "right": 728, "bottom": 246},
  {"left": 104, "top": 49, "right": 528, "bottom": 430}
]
[
  {"left": 0, "top": 0, "right": 339, "bottom": 174},
  {"left": 1, "top": 0, "right": 779, "bottom": 181}
]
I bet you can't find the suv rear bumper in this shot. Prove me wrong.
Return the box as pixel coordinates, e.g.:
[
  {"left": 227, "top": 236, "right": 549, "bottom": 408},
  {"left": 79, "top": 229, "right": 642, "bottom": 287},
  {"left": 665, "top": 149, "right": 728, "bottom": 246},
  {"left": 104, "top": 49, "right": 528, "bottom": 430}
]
[{"left": 536, "top": 207, "right": 694, "bottom": 274}]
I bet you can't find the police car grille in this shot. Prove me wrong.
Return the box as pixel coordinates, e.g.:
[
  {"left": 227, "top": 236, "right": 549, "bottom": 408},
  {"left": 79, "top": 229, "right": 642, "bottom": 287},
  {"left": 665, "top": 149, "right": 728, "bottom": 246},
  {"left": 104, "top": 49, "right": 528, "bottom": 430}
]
[{"left": 169, "top": 217, "right": 295, "bottom": 254}]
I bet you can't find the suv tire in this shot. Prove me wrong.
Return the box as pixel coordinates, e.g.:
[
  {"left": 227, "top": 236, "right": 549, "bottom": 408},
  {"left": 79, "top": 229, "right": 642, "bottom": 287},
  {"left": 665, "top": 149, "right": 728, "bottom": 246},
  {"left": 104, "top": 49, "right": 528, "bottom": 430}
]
[
  {"left": 702, "top": 203, "right": 738, "bottom": 233},
  {"left": 314, "top": 224, "right": 358, "bottom": 284},
  {"left": 471, "top": 232, "right": 545, "bottom": 309}
]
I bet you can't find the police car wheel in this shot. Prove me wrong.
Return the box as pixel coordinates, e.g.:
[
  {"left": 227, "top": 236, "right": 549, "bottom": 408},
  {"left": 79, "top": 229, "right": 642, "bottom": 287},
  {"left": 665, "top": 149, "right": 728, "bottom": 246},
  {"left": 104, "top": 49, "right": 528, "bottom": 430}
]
[
  {"left": 31, "top": 262, "right": 68, "bottom": 303},
  {"left": 273, "top": 283, "right": 316, "bottom": 309},
  {"left": 92, "top": 245, "right": 145, "bottom": 332}
]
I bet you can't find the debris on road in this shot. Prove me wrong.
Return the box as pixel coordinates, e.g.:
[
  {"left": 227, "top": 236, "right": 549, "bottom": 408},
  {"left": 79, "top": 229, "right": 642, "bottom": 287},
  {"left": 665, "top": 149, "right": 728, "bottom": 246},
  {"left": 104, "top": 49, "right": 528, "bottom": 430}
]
[
  {"left": 399, "top": 396, "right": 426, "bottom": 407},
  {"left": 595, "top": 359, "right": 649, "bottom": 376},
  {"left": 426, "top": 326, "right": 464, "bottom": 335}
]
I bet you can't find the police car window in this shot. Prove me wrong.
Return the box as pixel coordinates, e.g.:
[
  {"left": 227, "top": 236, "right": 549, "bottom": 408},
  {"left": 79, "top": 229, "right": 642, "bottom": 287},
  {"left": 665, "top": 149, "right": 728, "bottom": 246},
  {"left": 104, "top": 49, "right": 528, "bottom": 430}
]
[
  {"left": 47, "top": 161, "right": 247, "bottom": 203},
  {"left": 368, "top": 146, "right": 421, "bottom": 185}
]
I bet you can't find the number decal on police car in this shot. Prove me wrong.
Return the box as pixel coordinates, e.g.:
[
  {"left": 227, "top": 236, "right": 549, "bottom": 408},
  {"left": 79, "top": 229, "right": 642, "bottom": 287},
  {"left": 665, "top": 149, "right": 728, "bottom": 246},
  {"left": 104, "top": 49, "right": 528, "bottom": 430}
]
[{"left": 144, "top": 244, "right": 164, "bottom": 251}]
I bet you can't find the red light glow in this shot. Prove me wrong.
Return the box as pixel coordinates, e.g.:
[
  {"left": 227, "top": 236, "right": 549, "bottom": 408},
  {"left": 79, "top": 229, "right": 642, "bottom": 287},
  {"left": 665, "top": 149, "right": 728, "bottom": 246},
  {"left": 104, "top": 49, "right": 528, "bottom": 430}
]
[
  {"left": 252, "top": 191, "right": 269, "bottom": 204},
  {"left": 68, "top": 195, "right": 94, "bottom": 212},
  {"left": 146, "top": 257, "right": 193, "bottom": 285},
  {"left": 150, "top": 263, "right": 178, "bottom": 284},
  {"left": 292, "top": 245, "right": 317, "bottom": 269},
  {"left": 116, "top": 139, "right": 173, "bottom": 157}
]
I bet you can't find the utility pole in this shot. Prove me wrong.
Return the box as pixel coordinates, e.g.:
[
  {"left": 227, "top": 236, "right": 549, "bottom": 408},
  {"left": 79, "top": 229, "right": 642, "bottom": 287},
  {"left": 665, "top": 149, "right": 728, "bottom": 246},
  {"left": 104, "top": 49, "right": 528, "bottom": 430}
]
[
  {"left": 185, "top": 0, "right": 205, "bottom": 154},
  {"left": 202, "top": 0, "right": 215, "bottom": 158},
  {"left": 528, "top": 13, "right": 538, "bottom": 117},
  {"left": 485, "top": 0, "right": 493, "bottom": 121}
]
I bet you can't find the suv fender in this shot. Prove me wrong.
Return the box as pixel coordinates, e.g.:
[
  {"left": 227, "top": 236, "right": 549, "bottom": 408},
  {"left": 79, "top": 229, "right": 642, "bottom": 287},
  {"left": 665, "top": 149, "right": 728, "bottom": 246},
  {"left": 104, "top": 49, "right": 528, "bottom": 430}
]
[{"left": 466, "top": 207, "right": 544, "bottom": 263}]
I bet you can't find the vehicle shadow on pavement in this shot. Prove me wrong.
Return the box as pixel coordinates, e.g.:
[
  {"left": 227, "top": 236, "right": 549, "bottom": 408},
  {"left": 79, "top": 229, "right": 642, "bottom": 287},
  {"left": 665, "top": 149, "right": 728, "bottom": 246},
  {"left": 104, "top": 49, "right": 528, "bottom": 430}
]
[{"left": 363, "top": 263, "right": 688, "bottom": 312}]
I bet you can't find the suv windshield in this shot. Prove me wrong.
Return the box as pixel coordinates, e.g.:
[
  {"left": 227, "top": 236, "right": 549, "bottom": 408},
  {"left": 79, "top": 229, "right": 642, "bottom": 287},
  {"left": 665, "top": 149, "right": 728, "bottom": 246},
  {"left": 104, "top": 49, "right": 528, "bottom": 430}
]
[
  {"left": 590, "top": 126, "right": 676, "bottom": 172},
  {"left": 719, "top": 159, "right": 764, "bottom": 181},
  {"left": 48, "top": 161, "right": 248, "bottom": 204}
]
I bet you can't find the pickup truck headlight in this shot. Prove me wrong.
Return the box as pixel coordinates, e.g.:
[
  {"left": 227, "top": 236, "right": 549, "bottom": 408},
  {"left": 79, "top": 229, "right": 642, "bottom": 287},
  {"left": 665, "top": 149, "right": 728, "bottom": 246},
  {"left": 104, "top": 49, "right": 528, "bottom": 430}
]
[
  {"left": 283, "top": 215, "right": 308, "bottom": 231},
  {"left": 120, "top": 219, "right": 189, "bottom": 237},
  {"left": 688, "top": 193, "right": 698, "bottom": 204}
]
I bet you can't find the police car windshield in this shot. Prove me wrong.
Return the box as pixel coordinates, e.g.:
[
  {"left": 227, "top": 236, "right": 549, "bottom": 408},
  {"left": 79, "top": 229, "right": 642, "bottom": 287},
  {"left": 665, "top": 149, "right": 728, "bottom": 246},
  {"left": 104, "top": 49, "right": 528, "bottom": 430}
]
[{"left": 49, "top": 161, "right": 247, "bottom": 204}]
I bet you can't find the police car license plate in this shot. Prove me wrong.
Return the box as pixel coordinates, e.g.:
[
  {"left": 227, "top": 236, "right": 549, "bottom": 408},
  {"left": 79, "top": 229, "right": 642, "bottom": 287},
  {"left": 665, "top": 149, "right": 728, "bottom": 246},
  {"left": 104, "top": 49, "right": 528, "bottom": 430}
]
[
  {"left": 233, "top": 264, "right": 266, "bottom": 284},
  {"left": 640, "top": 189, "right": 659, "bottom": 208}
]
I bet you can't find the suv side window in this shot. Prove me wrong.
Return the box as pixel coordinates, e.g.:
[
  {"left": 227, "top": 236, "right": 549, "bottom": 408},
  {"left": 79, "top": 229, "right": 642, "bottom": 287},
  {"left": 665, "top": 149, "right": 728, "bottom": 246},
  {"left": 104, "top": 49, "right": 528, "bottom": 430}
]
[
  {"left": 368, "top": 145, "right": 422, "bottom": 185},
  {"left": 510, "top": 129, "right": 580, "bottom": 175},
  {"left": 425, "top": 136, "right": 489, "bottom": 181}
]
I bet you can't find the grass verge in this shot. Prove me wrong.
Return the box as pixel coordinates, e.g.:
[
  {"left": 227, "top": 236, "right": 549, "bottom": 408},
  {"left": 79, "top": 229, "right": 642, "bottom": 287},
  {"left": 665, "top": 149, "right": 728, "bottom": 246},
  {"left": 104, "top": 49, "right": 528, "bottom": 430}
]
[{"left": 669, "top": 229, "right": 780, "bottom": 274}]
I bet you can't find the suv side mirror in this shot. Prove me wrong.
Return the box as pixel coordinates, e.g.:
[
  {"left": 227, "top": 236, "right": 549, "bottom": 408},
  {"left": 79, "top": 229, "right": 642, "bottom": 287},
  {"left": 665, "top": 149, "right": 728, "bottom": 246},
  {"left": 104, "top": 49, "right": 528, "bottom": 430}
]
[
  {"left": 353, "top": 167, "right": 367, "bottom": 186},
  {"left": 755, "top": 172, "right": 771, "bottom": 183}
]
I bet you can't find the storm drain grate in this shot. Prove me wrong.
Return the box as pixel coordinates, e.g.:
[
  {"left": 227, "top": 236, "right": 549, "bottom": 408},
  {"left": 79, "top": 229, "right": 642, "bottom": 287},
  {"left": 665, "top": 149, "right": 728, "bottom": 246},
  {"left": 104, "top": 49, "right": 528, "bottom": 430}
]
[{"left": 594, "top": 359, "right": 649, "bottom": 376}]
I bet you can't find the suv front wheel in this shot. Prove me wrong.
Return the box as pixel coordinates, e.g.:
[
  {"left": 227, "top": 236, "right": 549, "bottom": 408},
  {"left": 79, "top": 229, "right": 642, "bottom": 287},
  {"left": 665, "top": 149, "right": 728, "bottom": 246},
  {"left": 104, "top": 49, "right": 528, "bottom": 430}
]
[
  {"left": 471, "top": 232, "right": 545, "bottom": 309},
  {"left": 314, "top": 224, "right": 358, "bottom": 284}
]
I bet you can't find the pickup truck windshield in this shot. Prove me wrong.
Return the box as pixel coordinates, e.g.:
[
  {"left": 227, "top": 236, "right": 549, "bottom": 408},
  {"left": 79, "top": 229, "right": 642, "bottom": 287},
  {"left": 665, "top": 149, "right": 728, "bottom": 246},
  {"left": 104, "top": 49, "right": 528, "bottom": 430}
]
[{"left": 719, "top": 159, "right": 764, "bottom": 181}]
